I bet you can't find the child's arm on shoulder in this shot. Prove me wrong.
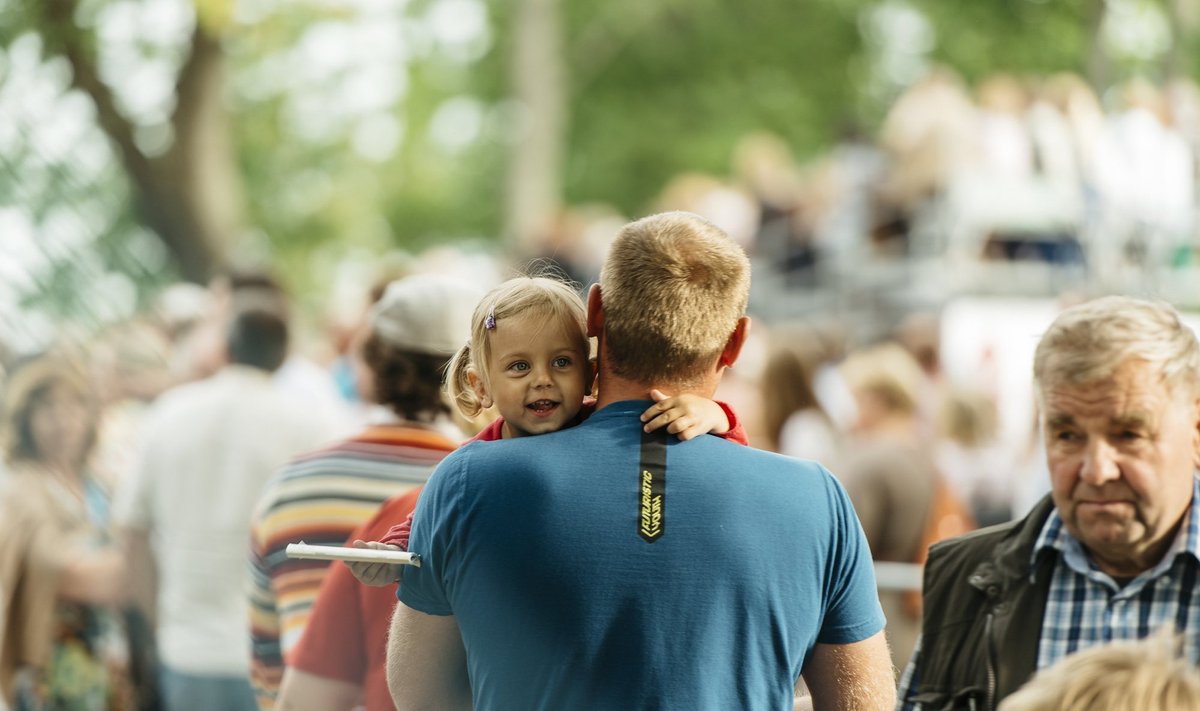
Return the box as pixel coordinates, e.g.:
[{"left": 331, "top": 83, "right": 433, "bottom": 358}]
[{"left": 639, "top": 389, "right": 749, "bottom": 445}]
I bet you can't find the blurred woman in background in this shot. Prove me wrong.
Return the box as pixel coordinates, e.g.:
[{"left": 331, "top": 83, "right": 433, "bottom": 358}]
[
  {"left": 0, "top": 356, "right": 131, "bottom": 711},
  {"left": 760, "top": 325, "right": 842, "bottom": 465},
  {"left": 836, "top": 342, "right": 971, "bottom": 674}
]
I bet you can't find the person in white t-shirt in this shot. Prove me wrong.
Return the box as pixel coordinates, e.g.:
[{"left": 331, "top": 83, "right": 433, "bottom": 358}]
[{"left": 114, "top": 307, "right": 341, "bottom": 711}]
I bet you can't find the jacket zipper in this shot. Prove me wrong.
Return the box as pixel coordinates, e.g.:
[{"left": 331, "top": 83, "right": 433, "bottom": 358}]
[{"left": 984, "top": 611, "right": 997, "bottom": 711}]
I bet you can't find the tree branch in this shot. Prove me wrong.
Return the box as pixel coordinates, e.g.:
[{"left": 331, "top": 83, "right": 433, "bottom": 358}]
[
  {"left": 36, "top": 0, "right": 226, "bottom": 282},
  {"left": 172, "top": 24, "right": 219, "bottom": 142},
  {"left": 39, "top": 0, "right": 153, "bottom": 184}
]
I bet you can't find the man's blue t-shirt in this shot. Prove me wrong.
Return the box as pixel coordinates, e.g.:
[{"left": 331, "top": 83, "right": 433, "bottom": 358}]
[{"left": 400, "top": 401, "right": 884, "bottom": 710}]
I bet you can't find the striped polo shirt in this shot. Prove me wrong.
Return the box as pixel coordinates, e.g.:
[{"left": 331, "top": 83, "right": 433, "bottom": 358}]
[{"left": 248, "top": 424, "right": 458, "bottom": 708}]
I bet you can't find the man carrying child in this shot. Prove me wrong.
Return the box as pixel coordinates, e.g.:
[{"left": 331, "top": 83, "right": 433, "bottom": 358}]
[{"left": 386, "top": 211, "right": 894, "bottom": 711}]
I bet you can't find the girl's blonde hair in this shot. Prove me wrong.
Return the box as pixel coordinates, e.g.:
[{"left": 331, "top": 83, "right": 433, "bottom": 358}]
[{"left": 444, "top": 276, "right": 588, "bottom": 419}]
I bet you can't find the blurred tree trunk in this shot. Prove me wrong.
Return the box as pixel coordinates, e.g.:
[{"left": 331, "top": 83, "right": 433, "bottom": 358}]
[
  {"left": 40, "top": 0, "right": 240, "bottom": 283},
  {"left": 505, "top": 0, "right": 567, "bottom": 250},
  {"left": 1084, "top": 0, "right": 1110, "bottom": 90},
  {"left": 1165, "top": 0, "right": 1200, "bottom": 78}
]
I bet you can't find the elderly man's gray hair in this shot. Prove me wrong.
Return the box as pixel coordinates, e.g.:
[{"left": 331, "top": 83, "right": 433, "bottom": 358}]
[{"left": 1033, "top": 295, "right": 1200, "bottom": 401}]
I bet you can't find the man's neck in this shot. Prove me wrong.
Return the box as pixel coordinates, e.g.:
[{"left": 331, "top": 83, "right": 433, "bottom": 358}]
[
  {"left": 593, "top": 373, "right": 718, "bottom": 410},
  {"left": 1086, "top": 516, "right": 1185, "bottom": 580}
]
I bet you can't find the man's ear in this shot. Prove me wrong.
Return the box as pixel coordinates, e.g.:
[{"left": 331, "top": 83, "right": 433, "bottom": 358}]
[
  {"left": 718, "top": 316, "right": 751, "bottom": 370},
  {"left": 1192, "top": 397, "right": 1200, "bottom": 468},
  {"left": 467, "top": 368, "right": 493, "bottom": 410},
  {"left": 586, "top": 356, "right": 598, "bottom": 399},
  {"left": 586, "top": 284, "right": 604, "bottom": 338}
]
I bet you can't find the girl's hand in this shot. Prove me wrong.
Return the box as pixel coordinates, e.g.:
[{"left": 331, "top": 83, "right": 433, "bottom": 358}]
[
  {"left": 640, "top": 389, "right": 731, "bottom": 441},
  {"left": 347, "top": 540, "right": 404, "bottom": 586}
]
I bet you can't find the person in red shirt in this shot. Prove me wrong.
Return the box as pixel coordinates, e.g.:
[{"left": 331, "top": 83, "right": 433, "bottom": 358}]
[{"left": 276, "top": 489, "right": 421, "bottom": 711}]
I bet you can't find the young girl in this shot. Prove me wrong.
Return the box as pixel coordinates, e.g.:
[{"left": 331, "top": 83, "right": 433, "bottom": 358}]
[{"left": 348, "top": 274, "right": 746, "bottom": 584}]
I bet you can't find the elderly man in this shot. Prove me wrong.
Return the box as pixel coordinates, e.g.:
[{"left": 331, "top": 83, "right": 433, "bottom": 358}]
[
  {"left": 899, "top": 295, "right": 1200, "bottom": 710},
  {"left": 385, "top": 212, "right": 894, "bottom": 711}
]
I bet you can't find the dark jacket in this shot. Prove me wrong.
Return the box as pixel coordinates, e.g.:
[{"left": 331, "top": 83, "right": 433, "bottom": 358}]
[{"left": 901, "top": 496, "right": 1059, "bottom": 711}]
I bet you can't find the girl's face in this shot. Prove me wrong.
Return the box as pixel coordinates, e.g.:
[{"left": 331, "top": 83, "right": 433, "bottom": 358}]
[
  {"left": 29, "top": 383, "right": 92, "bottom": 469},
  {"left": 473, "top": 310, "right": 590, "bottom": 438}
]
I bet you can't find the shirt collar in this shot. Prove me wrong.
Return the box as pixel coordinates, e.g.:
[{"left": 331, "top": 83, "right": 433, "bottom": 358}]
[{"left": 1032, "top": 475, "right": 1200, "bottom": 583}]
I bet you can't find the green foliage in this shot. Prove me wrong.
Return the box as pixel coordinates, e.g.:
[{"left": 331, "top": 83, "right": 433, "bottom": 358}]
[
  {"left": 0, "top": 13, "right": 176, "bottom": 336},
  {"left": 564, "top": 0, "right": 866, "bottom": 215},
  {"left": 912, "top": 0, "right": 1093, "bottom": 81},
  {"left": 230, "top": 0, "right": 508, "bottom": 283},
  {"left": 7, "top": 0, "right": 1195, "bottom": 349}
]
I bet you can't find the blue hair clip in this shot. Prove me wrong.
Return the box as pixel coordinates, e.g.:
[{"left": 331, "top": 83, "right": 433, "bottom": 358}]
[{"left": 484, "top": 309, "right": 496, "bottom": 330}]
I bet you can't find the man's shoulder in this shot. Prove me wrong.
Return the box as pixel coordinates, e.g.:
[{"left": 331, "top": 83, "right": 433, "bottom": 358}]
[
  {"left": 434, "top": 435, "right": 542, "bottom": 476},
  {"left": 926, "top": 497, "right": 1056, "bottom": 584},
  {"left": 149, "top": 371, "right": 268, "bottom": 419},
  {"left": 690, "top": 435, "right": 832, "bottom": 472},
  {"left": 927, "top": 519, "right": 1021, "bottom": 569},
  {"left": 146, "top": 377, "right": 214, "bottom": 414}
]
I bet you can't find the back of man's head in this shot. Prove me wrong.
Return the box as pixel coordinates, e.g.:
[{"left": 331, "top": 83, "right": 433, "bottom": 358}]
[
  {"left": 599, "top": 211, "right": 750, "bottom": 387},
  {"left": 227, "top": 308, "right": 289, "bottom": 373},
  {"left": 1033, "top": 296, "right": 1200, "bottom": 402}
]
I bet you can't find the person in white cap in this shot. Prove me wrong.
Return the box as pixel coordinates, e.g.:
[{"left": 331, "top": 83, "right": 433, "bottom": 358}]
[{"left": 246, "top": 274, "right": 482, "bottom": 709}]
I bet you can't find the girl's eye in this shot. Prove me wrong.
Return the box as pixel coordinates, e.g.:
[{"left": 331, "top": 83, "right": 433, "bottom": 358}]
[
  {"left": 509, "top": 361, "right": 529, "bottom": 372},
  {"left": 553, "top": 356, "right": 572, "bottom": 368}
]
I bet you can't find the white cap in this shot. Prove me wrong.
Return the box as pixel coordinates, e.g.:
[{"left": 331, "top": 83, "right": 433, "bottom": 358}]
[{"left": 368, "top": 274, "right": 482, "bottom": 356}]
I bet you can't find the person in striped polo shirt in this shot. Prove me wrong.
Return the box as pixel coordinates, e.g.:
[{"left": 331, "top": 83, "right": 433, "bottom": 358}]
[
  {"left": 900, "top": 296, "right": 1200, "bottom": 710},
  {"left": 247, "top": 274, "right": 480, "bottom": 709}
]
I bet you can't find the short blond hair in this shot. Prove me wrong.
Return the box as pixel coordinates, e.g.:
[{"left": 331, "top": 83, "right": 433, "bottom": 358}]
[
  {"left": 937, "top": 386, "right": 997, "bottom": 447},
  {"left": 444, "top": 276, "right": 588, "bottom": 419},
  {"left": 599, "top": 212, "right": 750, "bottom": 386},
  {"left": 1033, "top": 296, "right": 1200, "bottom": 402},
  {"left": 998, "top": 634, "right": 1200, "bottom": 711},
  {"left": 840, "top": 342, "right": 924, "bottom": 415}
]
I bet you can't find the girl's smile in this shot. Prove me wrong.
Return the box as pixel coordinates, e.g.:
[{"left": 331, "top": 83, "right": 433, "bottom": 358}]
[{"left": 527, "top": 399, "right": 561, "bottom": 417}]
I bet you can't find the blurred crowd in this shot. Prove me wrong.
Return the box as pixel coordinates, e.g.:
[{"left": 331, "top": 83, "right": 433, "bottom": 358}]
[
  {"left": 4, "top": 64, "right": 1200, "bottom": 710},
  {"left": 0, "top": 253, "right": 1048, "bottom": 708},
  {"left": 539, "top": 67, "right": 1200, "bottom": 306}
]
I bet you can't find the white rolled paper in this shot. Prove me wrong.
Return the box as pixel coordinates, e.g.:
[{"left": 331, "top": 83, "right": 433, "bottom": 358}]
[{"left": 285, "top": 542, "right": 422, "bottom": 567}]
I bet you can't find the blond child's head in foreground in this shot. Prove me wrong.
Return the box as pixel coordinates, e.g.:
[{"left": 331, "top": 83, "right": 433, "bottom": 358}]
[
  {"left": 445, "top": 276, "right": 591, "bottom": 439},
  {"left": 998, "top": 633, "right": 1200, "bottom": 711}
]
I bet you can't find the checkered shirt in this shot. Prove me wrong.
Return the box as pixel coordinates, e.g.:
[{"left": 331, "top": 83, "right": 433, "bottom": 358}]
[{"left": 1034, "top": 476, "right": 1200, "bottom": 669}]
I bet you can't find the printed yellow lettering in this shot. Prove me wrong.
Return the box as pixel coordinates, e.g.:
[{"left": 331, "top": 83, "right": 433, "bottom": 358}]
[
  {"left": 639, "top": 470, "right": 663, "bottom": 539},
  {"left": 641, "top": 471, "right": 653, "bottom": 535}
]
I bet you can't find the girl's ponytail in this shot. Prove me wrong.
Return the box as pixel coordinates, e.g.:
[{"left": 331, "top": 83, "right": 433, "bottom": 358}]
[{"left": 444, "top": 341, "right": 483, "bottom": 419}]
